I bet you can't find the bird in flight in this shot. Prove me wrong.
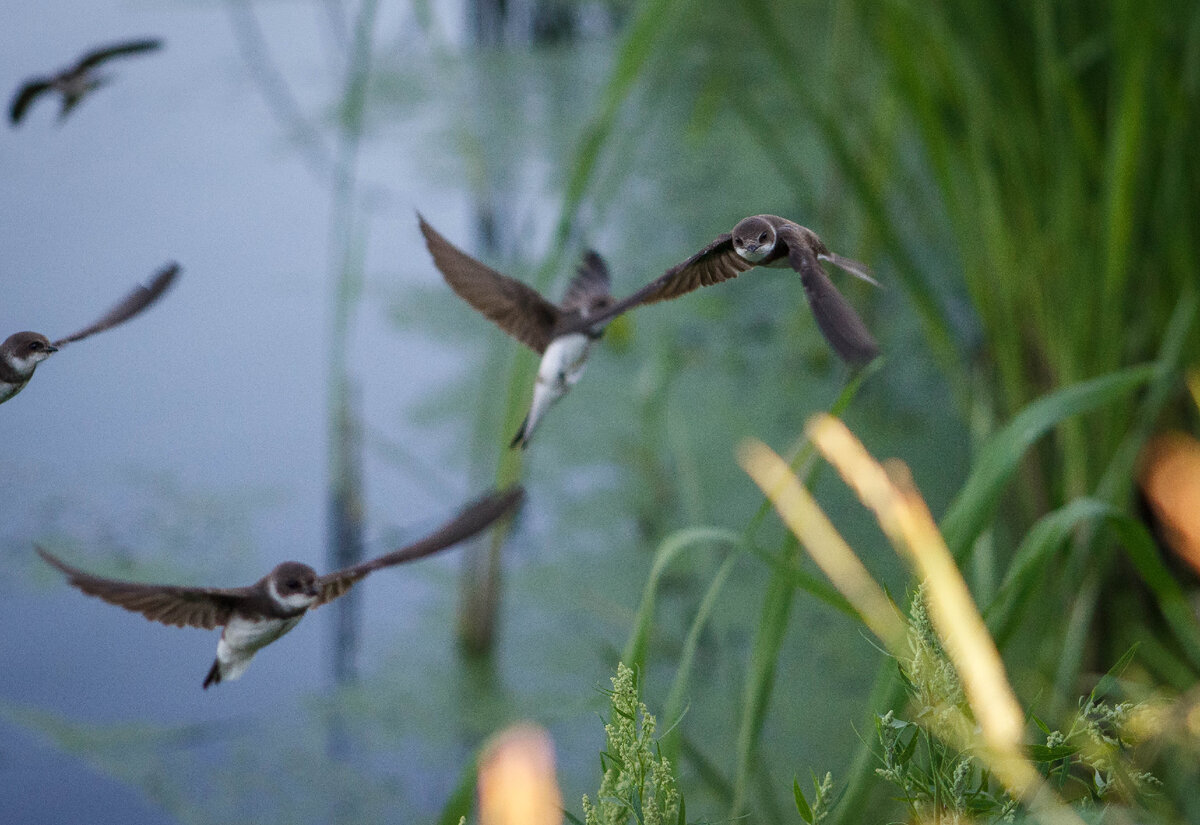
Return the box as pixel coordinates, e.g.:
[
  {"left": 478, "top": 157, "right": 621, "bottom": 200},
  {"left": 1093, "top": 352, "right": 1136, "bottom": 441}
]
[
  {"left": 418, "top": 215, "right": 615, "bottom": 448},
  {"left": 9, "top": 38, "right": 162, "bottom": 125},
  {"left": 37, "top": 485, "right": 525, "bottom": 688},
  {"left": 1, "top": 262, "right": 180, "bottom": 405},
  {"left": 566, "top": 215, "right": 880, "bottom": 366}
]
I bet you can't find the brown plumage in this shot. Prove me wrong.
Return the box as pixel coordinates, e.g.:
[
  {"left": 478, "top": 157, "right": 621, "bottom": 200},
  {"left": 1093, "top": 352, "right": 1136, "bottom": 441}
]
[
  {"left": 37, "top": 486, "right": 525, "bottom": 686},
  {"left": 1, "top": 262, "right": 180, "bottom": 404},
  {"left": 418, "top": 214, "right": 614, "bottom": 353},
  {"left": 419, "top": 214, "right": 617, "bottom": 447},
  {"left": 565, "top": 215, "right": 880, "bottom": 365},
  {"left": 10, "top": 38, "right": 162, "bottom": 125}
]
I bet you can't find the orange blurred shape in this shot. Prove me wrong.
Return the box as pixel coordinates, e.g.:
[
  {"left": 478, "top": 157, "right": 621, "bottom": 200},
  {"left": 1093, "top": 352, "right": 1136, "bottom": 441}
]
[
  {"left": 478, "top": 723, "right": 562, "bottom": 825},
  {"left": 1139, "top": 431, "right": 1200, "bottom": 574}
]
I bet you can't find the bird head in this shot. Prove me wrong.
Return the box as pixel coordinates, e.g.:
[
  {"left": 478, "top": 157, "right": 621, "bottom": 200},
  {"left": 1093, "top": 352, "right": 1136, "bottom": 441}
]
[{"left": 732, "top": 216, "right": 776, "bottom": 262}]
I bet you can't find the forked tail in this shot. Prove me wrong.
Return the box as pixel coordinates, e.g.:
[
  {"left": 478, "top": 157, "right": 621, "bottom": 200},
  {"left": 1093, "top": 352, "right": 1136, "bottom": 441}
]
[{"left": 202, "top": 659, "right": 222, "bottom": 689}]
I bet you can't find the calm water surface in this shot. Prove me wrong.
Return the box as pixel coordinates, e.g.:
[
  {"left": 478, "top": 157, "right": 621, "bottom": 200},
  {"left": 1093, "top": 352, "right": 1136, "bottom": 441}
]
[{"left": 1, "top": 2, "right": 968, "bottom": 823}]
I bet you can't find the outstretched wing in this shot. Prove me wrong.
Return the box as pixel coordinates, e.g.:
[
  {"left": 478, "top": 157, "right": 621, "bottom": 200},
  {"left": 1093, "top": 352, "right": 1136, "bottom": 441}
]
[
  {"left": 780, "top": 226, "right": 878, "bottom": 365},
  {"left": 560, "top": 251, "right": 611, "bottom": 313},
  {"left": 9, "top": 79, "right": 53, "bottom": 124},
  {"left": 419, "top": 215, "right": 560, "bottom": 353},
  {"left": 37, "top": 546, "right": 246, "bottom": 629},
  {"left": 53, "top": 261, "right": 180, "bottom": 346},
  {"left": 76, "top": 39, "right": 163, "bottom": 70},
  {"left": 314, "top": 485, "right": 525, "bottom": 607},
  {"left": 559, "top": 232, "right": 754, "bottom": 335}
]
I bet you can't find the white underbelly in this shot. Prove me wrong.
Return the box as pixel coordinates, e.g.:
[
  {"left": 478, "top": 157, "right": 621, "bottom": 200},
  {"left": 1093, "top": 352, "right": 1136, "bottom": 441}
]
[
  {"left": 538, "top": 334, "right": 591, "bottom": 390},
  {"left": 0, "top": 380, "right": 28, "bottom": 403},
  {"left": 216, "top": 614, "right": 304, "bottom": 681}
]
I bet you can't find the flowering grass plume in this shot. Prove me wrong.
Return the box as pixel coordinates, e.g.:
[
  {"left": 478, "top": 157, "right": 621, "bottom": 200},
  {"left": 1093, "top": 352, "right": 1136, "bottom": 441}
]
[{"left": 581, "top": 663, "right": 681, "bottom": 825}]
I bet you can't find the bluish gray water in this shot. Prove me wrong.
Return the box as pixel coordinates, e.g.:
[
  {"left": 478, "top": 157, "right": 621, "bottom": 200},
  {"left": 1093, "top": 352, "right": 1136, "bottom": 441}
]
[{"left": 1, "top": 2, "right": 969, "bottom": 823}]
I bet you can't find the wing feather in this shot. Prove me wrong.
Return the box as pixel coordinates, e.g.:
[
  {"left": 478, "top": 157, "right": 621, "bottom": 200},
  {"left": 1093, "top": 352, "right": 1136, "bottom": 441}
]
[
  {"left": 419, "top": 215, "right": 560, "bottom": 353},
  {"left": 560, "top": 251, "right": 611, "bottom": 312},
  {"left": 9, "top": 80, "right": 52, "bottom": 124},
  {"left": 53, "top": 262, "right": 179, "bottom": 346},
  {"left": 780, "top": 227, "right": 878, "bottom": 365},
  {"left": 314, "top": 486, "right": 525, "bottom": 607},
  {"left": 558, "top": 233, "right": 753, "bottom": 335},
  {"left": 76, "top": 39, "right": 163, "bottom": 70},
  {"left": 37, "top": 546, "right": 244, "bottom": 629}
]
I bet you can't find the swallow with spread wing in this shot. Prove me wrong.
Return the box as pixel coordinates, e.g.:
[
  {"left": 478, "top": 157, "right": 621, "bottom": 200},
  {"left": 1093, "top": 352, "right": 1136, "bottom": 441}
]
[
  {"left": 566, "top": 215, "right": 880, "bottom": 365},
  {"left": 1, "top": 262, "right": 180, "bottom": 405},
  {"left": 9, "top": 38, "right": 162, "bottom": 125},
  {"left": 418, "top": 215, "right": 616, "bottom": 448},
  {"left": 37, "top": 486, "right": 524, "bottom": 688}
]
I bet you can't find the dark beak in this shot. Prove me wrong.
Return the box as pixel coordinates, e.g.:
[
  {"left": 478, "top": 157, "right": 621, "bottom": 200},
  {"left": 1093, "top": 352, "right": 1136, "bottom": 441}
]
[
  {"left": 46, "top": 345, "right": 59, "bottom": 354},
  {"left": 306, "top": 583, "right": 320, "bottom": 598}
]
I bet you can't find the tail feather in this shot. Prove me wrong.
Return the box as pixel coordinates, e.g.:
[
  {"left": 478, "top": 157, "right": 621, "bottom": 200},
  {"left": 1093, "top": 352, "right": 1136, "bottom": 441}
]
[
  {"left": 202, "top": 659, "right": 221, "bottom": 690},
  {"left": 509, "top": 415, "right": 530, "bottom": 449}
]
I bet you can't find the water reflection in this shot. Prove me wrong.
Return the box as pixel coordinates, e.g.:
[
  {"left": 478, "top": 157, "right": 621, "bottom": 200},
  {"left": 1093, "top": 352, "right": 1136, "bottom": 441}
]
[{"left": 1, "top": 0, "right": 967, "bottom": 823}]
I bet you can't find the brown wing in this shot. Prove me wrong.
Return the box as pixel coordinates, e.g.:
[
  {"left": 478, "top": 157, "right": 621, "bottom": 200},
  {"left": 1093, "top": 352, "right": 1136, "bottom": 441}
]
[
  {"left": 314, "top": 485, "right": 525, "bottom": 607},
  {"left": 53, "top": 262, "right": 180, "bottom": 346},
  {"left": 779, "top": 226, "right": 878, "bottom": 365},
  {"left": 633, "top": 232, "right": 753, "bottom": 305},
  {"left": 37, "top": 546, "right": 246, "bottom": 629},
  {"left": 418, "top": 215, "right": 560, "bottom": 353},
  {"left": 9, "top": 79, "right": 53, "bottom": 124},
  {"left": 76, "top": 39, "right": 163, "bottom": 70},
  {"left": 559, "top": 251, "right": 611, "bottom": 312},
  {"left": 558, "top": 233, "right": 754, "bottom": 336}
]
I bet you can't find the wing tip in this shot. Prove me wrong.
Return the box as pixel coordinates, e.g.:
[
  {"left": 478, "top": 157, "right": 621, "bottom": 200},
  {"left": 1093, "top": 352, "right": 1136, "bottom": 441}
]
[{"left": 34, "top": 543, "right": 72, "bottom": 575}]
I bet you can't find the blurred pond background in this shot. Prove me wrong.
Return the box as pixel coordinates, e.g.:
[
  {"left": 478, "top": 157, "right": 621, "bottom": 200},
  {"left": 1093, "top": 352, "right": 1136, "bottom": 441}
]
[{"left": 2, "top": 1, "right": 1196, "bottom": 824}]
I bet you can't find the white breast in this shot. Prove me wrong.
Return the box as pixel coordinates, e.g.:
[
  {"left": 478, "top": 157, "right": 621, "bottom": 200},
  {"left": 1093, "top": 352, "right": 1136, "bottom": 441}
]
[
  {"left": 0, "top": 380, "right": 28, "bottom": 404},
  {"left": 537, "top": 334, "right": 591, "bottom": 390},
  {"left": 215, "top": 614, "right": 305, "bottom": 682}
]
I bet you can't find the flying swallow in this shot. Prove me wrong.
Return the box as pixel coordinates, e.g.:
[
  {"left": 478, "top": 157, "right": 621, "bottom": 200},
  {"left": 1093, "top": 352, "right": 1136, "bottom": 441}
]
[
  {"left": 9, "top": 38, "right": 162, "bottom": 125},
  {"left": 569, "top": 215, "right": 880, "bottom": 365},
  {"left": 1, "top": 262, "right": 180, "bottom": 405},
  {"left": 37, "top": 485, "right": 525, "bottom": 689},
  {"left": 418, "top": 215, "right": 615, "bottom": 448}
]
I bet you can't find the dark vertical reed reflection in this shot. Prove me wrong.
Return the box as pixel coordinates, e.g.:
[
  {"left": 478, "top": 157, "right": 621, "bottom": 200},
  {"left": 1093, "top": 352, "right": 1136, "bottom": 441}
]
[
  {"left": 328, "top": 384, "right": 364, "bottom": 686},
  {"left": 455, "top": 0, "right": 584, "bottom": 656},
  {"left": 323, "top": 0, "right": 378, "bottom": 774},
  {"left": 454, "top": 205, "right": 508, "bottom": 656}
]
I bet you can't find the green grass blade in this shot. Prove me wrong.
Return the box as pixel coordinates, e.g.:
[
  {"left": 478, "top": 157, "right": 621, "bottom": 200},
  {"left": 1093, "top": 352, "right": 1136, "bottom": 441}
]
[
  {"left": 730, "top": 543, "right": 795, "bottom": 819},
  {"left": 552, "top": 0, "right": 680, "bottom": 253},
  {"left": 621, "top": 527, "right": 742, "bottom": 673},
  {"left": 663, "top": 552, "right": 741, "bottom": 756},
  {"left": 743, "top": 543, "right": 859, "bottom": 620},
  {"left": 1106, "top": 513, "right": 1200, "bottom": 673},
  {"left": 939, "top": 364, "right": 1158, "bottom": 560},
  {"left": 745, "top": 361, "right": 880, "bottom": 540},
  {"left": 434, "top": 752, "right": 478, "bottom": 825},
  {"left": 793, "top": 777, "right": 814, "bottom": 823},
  {"left": 985, "top": 497, "right": 1114, "bottom": 646}
]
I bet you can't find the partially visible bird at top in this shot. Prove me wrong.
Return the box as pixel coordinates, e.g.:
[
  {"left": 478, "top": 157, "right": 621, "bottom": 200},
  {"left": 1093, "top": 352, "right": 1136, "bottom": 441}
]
[
  {"left": 1, "top": 262, "right": 180, "bottom": 405},
  {"left": 9, "top": 38, "right": 163, "bottom": 125},
  {"left": 418, "top": 214, "right": 616, "bottom": 449}
]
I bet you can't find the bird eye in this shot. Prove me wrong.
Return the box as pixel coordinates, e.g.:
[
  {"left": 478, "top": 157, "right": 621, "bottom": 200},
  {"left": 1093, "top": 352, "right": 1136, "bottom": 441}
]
[
  {"left": 287, "top": 580, "right": 300, "bottom": 590},
  {"left": 758, "top": 232, "right": 768, "bottom": 243},
  {"left": 28, "top": 341, "right": 42, "bottom": 351}
]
